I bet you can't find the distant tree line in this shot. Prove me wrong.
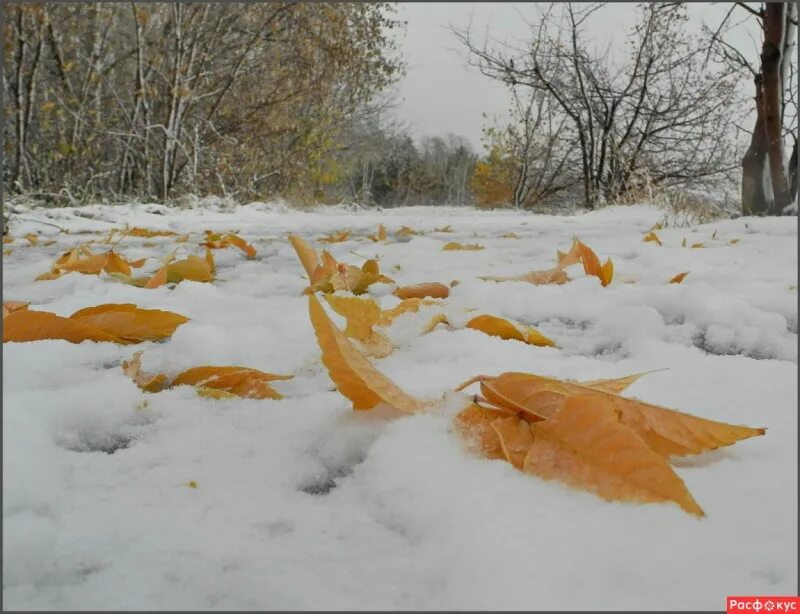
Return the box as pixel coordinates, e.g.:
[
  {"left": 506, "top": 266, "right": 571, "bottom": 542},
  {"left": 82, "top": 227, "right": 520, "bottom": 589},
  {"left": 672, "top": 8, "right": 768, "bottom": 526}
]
[
  {"left": 5, "top": 2, "right": 795, "bottom": 213},
  {"left": 4, "top": 2, "right": 403, "bottom": 203}
]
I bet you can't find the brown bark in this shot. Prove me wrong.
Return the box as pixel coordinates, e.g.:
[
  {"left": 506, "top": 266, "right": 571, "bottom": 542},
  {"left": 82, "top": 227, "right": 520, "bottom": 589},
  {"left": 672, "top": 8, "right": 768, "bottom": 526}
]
[
  {"left": 761, "top": 3, "right": 793, "bottom": 213},
  {"left": 789, "top": 138, "right": 798, "bottom": 205},
  {"left": 741, "top": 74, "right": 770, "bottom": 215}
]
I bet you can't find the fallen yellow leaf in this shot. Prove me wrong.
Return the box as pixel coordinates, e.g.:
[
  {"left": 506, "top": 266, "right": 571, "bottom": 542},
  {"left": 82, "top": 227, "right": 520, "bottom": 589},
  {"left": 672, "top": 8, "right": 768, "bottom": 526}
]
[
  {"left": 643, "top": 231, "right": 662, "bottom": 245},
  {"left": 4, "top": 310, "right": 127, "bottom": 344},
  {"left": 480, "top": 268, "right": 570, "bottom": 285},
  {"left": 442, "top": 242, "right": 484, "bottom": 251},
  {"left": 166, "top": 254, "right": 214, "bottom": 283},
  {"left": 3, "top": 301, "right": 30, "bottom": 318},
  {"left": 126, "top": 227, "right": 178, "bottom": 238},
  {"left": 378, "top": 298, "right": 440, "bottom": 326},
  {"left": 69, "top": 304, "right": 189, "bottom": 343},
  {"left": 368, "top": 224, "right": 388, "bottom": 242},
  {"left": 308, "top": 294, "right": 423, "bottom": 412},
  {"left": 396, "top": 225, "right": 419, "bottom": 236},
  {"left": 669, "top": 271, "right": 690, "bottom": 284},
  {"left": 523, "top": 395, "right": 705, "bottom": 516},
  {"left": 580, "top": 370, "right": 662, "bottom": 395},
  {"left": 457, "top": 372, "right": 765, "bottom": 457},
  {"left": 393, "top": 282, "right": 449, "bottom": 300},
  {"left": 319, "top": 230, "right": 350, "bottom": 243},
  {"left": 466, "top": 314, "right": 556, "bottom": 348}
]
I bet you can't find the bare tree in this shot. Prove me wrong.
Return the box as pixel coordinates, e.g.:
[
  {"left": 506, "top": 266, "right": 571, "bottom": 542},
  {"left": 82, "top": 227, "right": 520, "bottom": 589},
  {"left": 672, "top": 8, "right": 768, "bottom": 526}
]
[
  {"left": 706, "top": 2, "right": 798, "bottom": 214},
  {"left": 456, "top": 3, "right": 745, "bottom": 209}
]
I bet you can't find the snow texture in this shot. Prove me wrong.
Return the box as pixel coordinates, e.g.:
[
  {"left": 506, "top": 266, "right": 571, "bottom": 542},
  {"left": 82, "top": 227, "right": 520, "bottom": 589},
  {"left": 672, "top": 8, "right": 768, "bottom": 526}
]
[{"left": 3, "top": 201, "right": 797, "bottom": 610}]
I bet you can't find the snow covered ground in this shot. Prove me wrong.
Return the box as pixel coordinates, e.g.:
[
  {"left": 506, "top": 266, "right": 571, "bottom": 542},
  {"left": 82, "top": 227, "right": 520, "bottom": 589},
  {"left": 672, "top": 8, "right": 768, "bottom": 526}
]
[{"left": 3, "top": 201, "right": 797, "bottom": 610}]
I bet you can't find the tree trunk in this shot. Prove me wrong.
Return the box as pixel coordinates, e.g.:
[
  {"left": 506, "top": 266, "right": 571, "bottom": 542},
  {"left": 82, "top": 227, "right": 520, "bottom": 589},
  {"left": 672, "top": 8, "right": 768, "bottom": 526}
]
[
  {"left": 761, "top": 3, "right": 793, "bottom": 214},
  {"left": 789, "top": 138, "right": 798, "bottom": 206},
  {"left": 741, "top": 74, "right": 770, "bottom": 215}
]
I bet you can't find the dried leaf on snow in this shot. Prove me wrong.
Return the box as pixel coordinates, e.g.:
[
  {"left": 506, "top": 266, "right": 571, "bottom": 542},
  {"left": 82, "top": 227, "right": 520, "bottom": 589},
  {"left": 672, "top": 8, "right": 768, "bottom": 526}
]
[
  {"left": 456, "top": 371, "right": 765, "bottom": 457},
  {"left": 643, "top": 231, "right": 662, "bottom": 245},
  {"left": 523, "top": 395, "right": 705, "bottom": 516},
  {"left": 3, "top": 301, "right": 30, "bottom": 318},
  {"left": 308, "top": 294, "right": 423, "bottom": 412},
  {"left": 378, "top": 298, "right": 440, "bottom": 326},
  {"left": 324, "top": 294, "right": 394, "bottom": 357},
  {"left": 69, "top": 303, "right": 189, "bottom": 343},
  {"left": 442, "top": 242, "right": 484, "bottom": 251},
  {"left": 393, "top": 282, "right": 450, "bottom": 300},
  {"left": 368, "top": 224, "right": 388, "bottom": 242},
  {"left": 318, "top": 230, "right": 351, "bottom": 243},
  {"left": 465, "top": 314, "right": 556, "bottom": 348}
]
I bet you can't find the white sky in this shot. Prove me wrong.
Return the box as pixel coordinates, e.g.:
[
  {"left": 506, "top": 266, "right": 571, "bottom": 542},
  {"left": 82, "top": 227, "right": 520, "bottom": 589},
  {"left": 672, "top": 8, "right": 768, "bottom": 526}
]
[{"left": 391, "top": 2, "right": 764, "bottom": 152}]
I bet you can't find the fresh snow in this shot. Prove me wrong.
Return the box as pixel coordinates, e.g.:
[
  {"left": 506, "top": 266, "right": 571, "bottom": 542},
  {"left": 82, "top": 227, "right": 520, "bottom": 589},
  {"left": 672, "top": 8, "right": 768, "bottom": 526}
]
[{"left": 3, "top": 202, "right": 797, "bottom": 610}]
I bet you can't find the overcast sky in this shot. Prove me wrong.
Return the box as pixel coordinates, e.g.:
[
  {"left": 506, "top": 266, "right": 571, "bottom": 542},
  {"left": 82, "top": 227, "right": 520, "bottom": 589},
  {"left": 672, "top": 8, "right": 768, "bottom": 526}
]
[{"left": 391, "top": 2, "right": 763, "bottom": 152}]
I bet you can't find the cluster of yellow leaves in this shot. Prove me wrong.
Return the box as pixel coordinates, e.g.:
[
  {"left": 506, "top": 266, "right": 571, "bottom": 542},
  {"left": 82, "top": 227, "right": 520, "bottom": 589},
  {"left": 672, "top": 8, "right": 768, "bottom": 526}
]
[
  {"left": 481, "top": 237, "right": 612, "bottom": 287},
  {"left": 122, "top": 352, "right": 292, "bottom": 399},
  {"left": 396, "top": 225, "right": 419, "bottom": 237},
  {"left": 368, "top": 224, "right": 387, "bottom": 242},
  {"left": 288, "top": 235, "right": 392, "bottom": 295},
  {"left": 201, "top": 231, "right": 257, "bottom": 259},
  {"left": 306, "top": 289, "right": 764, "bottom": 516},
  {"left": 451, "top": 372, "right": 764, "bottom": 516},
  {"left": 36, "top": 247, "right": 147, "bottom": 281},
  {"left": 324, "top": 295, "right": 394, "bottom": 358},
  {"left": 125, "top": 227, "right": 178, "bottom": 238},
  {"left": 308, "top": 294, "right": 425, "bottom": 412},
  {"left": 3, "top": 303, "right": 188, "bottom": 344},
  {"left": 646, "top": 226, "right": 739, "bottom": 250},
  {"left": 111, "top": 249, "right": 216, "bottom": 287},
  {"left": 442, "top": 242, "right": 484, "bottom": 251},
  {"left": 318, "top": 230, "right": 351, "bottom": 244}
]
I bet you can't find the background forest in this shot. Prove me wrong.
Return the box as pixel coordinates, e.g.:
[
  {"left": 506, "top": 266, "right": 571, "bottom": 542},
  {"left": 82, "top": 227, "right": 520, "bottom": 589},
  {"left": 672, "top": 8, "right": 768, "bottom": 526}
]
[{"left": 3, "top": 2, "right": 798, "bottom": 213}]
